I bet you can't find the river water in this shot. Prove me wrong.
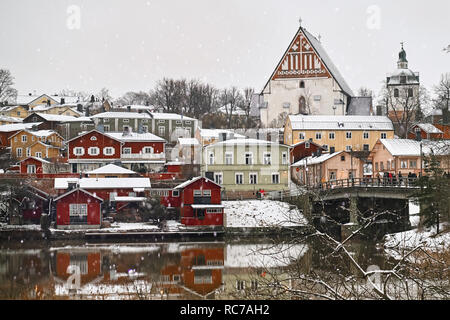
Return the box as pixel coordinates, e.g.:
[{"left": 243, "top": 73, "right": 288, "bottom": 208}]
[{"left": 0, "top": 236, "right": 396, "bottom": 300}]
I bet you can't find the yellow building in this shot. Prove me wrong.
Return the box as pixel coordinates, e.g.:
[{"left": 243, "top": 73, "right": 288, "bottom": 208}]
[
  {"left": 8, "top": 129, "right": 64, "bottom": 161},
  {"left": 284, "top": 115, "right": 395, "bottom": 152},
  {"left": 30, "top": 104, "right": 81, "bottom": 117},
  {"left": 0, "top": 105, "right": 29, "bottom": 118}
]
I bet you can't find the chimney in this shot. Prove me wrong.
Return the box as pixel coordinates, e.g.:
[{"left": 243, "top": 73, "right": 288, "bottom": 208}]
[
  {"left": 46, "top": 100, "right": 51, "bottom": 106},
  {"left": 60, "top": 98, "right": 65, "bottom": 105},
  {"left": 127, "top": 106, "right": 131, "bottom": 112},
  {"left": 219, "top": 132, "right": 227, "bottom": 142},
  {"left": 77, "top": 104, "right": 83, "bottom": 112}
]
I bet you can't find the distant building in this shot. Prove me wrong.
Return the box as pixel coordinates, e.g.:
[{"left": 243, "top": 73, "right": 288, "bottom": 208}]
[
  {"left": 8, "top": 129, "right": 64, "bottom": 161},
  {"left": 407, "top": 123, "right": 444, "bottom": 140}
]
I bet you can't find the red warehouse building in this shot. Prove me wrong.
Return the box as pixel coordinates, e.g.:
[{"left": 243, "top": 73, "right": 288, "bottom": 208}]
[
  {"left": 173, "top": 176, "right": 223, "bottom": 227},
  {"left": 54, "top": 188, "right": 103, "bottom": 229}
]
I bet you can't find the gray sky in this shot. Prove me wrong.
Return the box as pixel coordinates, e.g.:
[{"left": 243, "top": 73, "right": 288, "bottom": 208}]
[{"left": 1, "top": 0, "right": 449, "bottom": 99}]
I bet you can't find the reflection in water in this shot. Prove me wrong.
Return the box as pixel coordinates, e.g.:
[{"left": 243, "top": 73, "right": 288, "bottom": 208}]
[{"left": 0, "top": 239, "right": 388, "bottom": 300}]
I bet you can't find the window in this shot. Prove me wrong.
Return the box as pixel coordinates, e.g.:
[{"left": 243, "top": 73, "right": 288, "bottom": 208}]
[
  {"left": 35, "top": 152, "right": 42, "bottom": 158},
  {"left": 346, "top": 132, "right": 352, "bottom": 139},
  {"left": 315, "top": 132, "right": 322, "bottom": 140},
  {"left": 21, "top": 135, "right": 27, "bottom": 143},
  {"left": 203, "top": 190, "right": 211, "bottom": 197},
  {"left": 235, "top": 173, "right": 243, "bottom": 185},
  {"left": 74, "top": 147, "right": 84, "bottom": 156},
  {"left": 363, "top": 132, "right": 369, "bottom": 139},
  {"left": 341, "top": 155, "right": 346, "bottom": 161},
  {"left": 251, "top": 280, "right": 258, "bottom": 291},
  {"left": 236, "top": 280, "right": 245, "bottom": 291},
  {"left": 299, "top": 81, "right": 305, "bottom": 88},
  {"left": 282, "top": 152, "right": 288, "bottom": 165},
  {"left": 123, "top": 119, "right": 129, "bottom": 123},
  {"left": 69, "top": 204, "right": 87, "bottom": 216},
  {"left": 103, "top": 147, "right": 114, "bottom": 155},
  {"left": 394, "top": 89, "right": 399, "bottom": 97},
  {"left": 410, "top": 160, "right": 417, "bottom": 168},
  {"left": 401, "top": 160, "right": 408, "bottom": 169},
  {"left": 363, "top": 144, "right": 370, "bottom": 151},
  {"left": 245, "top": 153, "right": 253, "bottom": 165},
  {"left": 272, "top": 173, "right": 280, "bottom": 184},
  {"left": 380, "top": 162, "right": 384, "bottom": 170},
  {"left": 142, "top": 125, "right": 148, "bottom": 132},
  {"left": 263, "top": 152, "right": 271, "bottom": 165},
  {"left": 103, "top": 125, "right": 110, "bottom": 132},
  {"left": 123, "top": 147, "right": 132, "bottom": 154},
  {"left": 123, "top": 125, "right": 130, "bottom": 132},
  {"left": 143, "top": 147, "right": 153, "bottom": 154},
  {"left": 329, "top": 171, "right": 336, "bottom": 181},
  {"left": 185, "top": 120, "right": 191, "bottom": 125},
  {"left": 381, "top": 132, "right": 387, "bottom": 139},
  {"left": 26, "top": 148, "right": 31, "bottom": 157},
  {"left": 408, "top": 88, "right": 414, "bottom": 97},
  {"left": 158, "top": 120, "right": 165, "bottom": 124},
  {"left": 375, "top": 162, "right": 378, "bottom": 171},
  {"left": 249, "top": 173, "right": 258, "bottom": 185},
  {"left": 172, "top": 190, "right": 179, "bottom": 197},
  {"left": 159, "top": 126, "right": 165, "bottom": 136},
  {"left": 208, "top": 152, "right": 214, "bottom": 165},
  {"left": 322, "top": 145, "right": 328, "bottom": 151},
  {"left": 88, "top": 147, "right": 100, "bottom": 156},
  {"left": 299, "top": 132, "right": 305, "bottom": 140},
  {"left": 214, "top": 173, "right": 223, "bottom": 185},
  {"left": 329, "top": 132, "right": 335, "bottom": 140},
  {"left": 206, "top": 208, "right": 222, "bottom": 214},
  {"left": 225, "top": 152, "right": 233, "bottom": 165},
  {"left": 142, "top": 119, "right": 148, "bottom": 123},
  {"left": 17, "top": 148, "right": 22, "bottom": 157},
  {"left": 90, "top": 136, "right": 97, "bottom": 141},
  {"left": 31, "top": 136, "right": 35, "bottom": 142},
  {"left": 305, "top": 142, "right": 310, "bottom": 149},
  {"left": 400, "top": 76, "right": 406, "bottom": 84},
  {"left": 27, "top": 165, "right": 36, "bottom": 174},
  {"left": 193, "top": 190, "right": 202, "bottom": 197},
  {"left": 103, "top": 118, "right": 110, "bottom": 123},
  {"left": 176, "top": 120, "right": 182, "bottom": 125},
  {"left": 387, "top": 161, "right": 391, "bottom": 170},
  {"left": 346, "top": 145, "right": 352, "bottom": 152}
]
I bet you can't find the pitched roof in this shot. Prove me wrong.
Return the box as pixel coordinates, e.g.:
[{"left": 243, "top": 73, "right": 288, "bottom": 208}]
[
  {"left": 65, "top": 129, "right": 124, "bottom": 144},
  {"left": 291, "top": 151, "right": 344, "bottom": 167},
  {"left": 415, "top": 123, "right": 443, "bottom": 134},
  {"left": 0, "top": 122, "right": 42, "bottom": 132},
  {"left": 262, "top": 26, "right": 354, "bottom": 97},
  {"left": 198, "top": 128, "right": 246, "bottom": 139},
  {"left": 54, "top": 177, "right": 151, "bottom": 189},
  {"left": 208, "top": 138, "right": 287, "bottom": 148},
  {"left": 8, "top": 129, "right": 62, "bottom": 140},
  {"left": 86, "top": 164, "right": 137, "bottom": 175},
  {"left": 177, "top": 138, "right": 200, "bottom": 146},
  {"left": 25, "top": 113, "right": 79, "bottom": 122},
  {"left": 54, "top": 188, "right": 104, "bottom": 202},
  {"left": 91, "top": 112, "right": 151, "bottom": 119},
  {"left": 288, "top": 115, "right": 394, "bottom": 131},
  {"left": 174, "top": 176, "right": 221, "bottom": 190},
  {"left": 149, "top": 112, "right": 196, "bottom": 121},
  {"left": 19, "top": 156, "right": 51, "bottom": 164},
  {"left": 380, "top": 139, "right": 450, "bottom": 157},
  {"left": 105, "top": 131, "right": 166, "bottom": 142}
]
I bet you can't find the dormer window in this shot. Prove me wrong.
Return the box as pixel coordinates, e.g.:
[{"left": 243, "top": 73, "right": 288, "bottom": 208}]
[{"left": 400, "top": 76, "right": 406, "bottom": 84}]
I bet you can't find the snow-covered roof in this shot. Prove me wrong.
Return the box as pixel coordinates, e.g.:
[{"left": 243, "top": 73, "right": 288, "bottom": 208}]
[
  {"left": 26, "top": 113, "right": 79, "bottom": 122},
  {"left": 19, "top": 156, "right": 51, "bottom": 164},
  {"left": 415, "top": 123, "right": 443, "bottom": 134},
  {"left": 0, "top": 122, "right": 42, "bottom": 132},
  {"left": 86, "top": 164, "right": 137, "bottom": 175},
  {"left": 15, "top": 94, "right": 80, "bottom": 105},
  {"left": 112, "top": 196, "right": 147, "bottom": 202},
  {"left": 150, "top": 112, "right": 196, "bottom": 121},
  {"left": 0, "top": 115, "right": 23, "bottom": 123},
  {"left": 218, "top": 104, "right": 246, "bottom": 116},
  {"left": 208, "top": 138, "right": 283, "bottom": 148},
  {"left": 288, "top": 115, "right": 394, "bottom": 131},
  {"left": 292, "top": 151, "right": 344, "bottom": 167},
  {"left": 177, "top": 138, "right": 200, "bottom": 146},
  {"left": 380, "top": 139, "right": 450, "bottom": 157},
  {"left": 199, "top": 128, "right": 246, "bottom": 139},
  {"left": 105, "top": 131, "right": 166, "bottom": 142},
  {"left": 54, "top": 188, "right": 104, "bottom": 202},
  {"left": 54, "top": 177, "right": 151, "bottom": 189},
  {"left": 91, "top": 112, "right": 151, "bottom": 119},
  {"left": 191, "top": 204, "right": 224, "bottom": 209},
  {"left": 8, "top": 129, "right": 61, "bottom": 140},
  {"left": 60, "top": 116, "right": 93, "bottom": 123},
  {"left": 302, "top": 28, "right": 354, "bottom": 97},
  {"left": 117, "top": 105, "right": 155, "bottom": 111},
  {"left": 174, "top": 176, "right": 221, "bottom": 190}
]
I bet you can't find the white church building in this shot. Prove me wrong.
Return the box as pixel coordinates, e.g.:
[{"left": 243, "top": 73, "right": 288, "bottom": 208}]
[{"left": 255, "top": 22, "right": 370, "bottom": 127}]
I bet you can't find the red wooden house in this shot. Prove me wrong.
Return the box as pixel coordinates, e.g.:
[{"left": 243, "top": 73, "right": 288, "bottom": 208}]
[
  {"left": 54, "top": 188, "right": 103, "bottom": 229},
  {"left": 290, "top": 140, "right": 327, "bottom": 164},
  {"left": 407, "top": 123, "right": 444, "bottom": 140},
  {"left": 173, "top": 176, "right": 223, "bottom": 227}
]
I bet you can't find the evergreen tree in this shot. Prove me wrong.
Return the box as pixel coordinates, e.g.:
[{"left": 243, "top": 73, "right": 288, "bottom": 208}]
[{"left": 413, "top": 152, "right": 450, "bottom": 234}]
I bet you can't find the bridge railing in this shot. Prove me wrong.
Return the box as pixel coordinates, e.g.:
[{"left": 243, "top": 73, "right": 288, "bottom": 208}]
[{"left": 309, "top": 177, "right": 419, "bottom": 191}]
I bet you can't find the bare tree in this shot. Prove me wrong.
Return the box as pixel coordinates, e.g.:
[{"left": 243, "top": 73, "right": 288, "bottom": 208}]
[
  {"left": 115, "top": 91, "right": 152, "bottom": 106},
  {"left": 433, "top": 73, "right": 450, "bottom": 124},
  {"left": 0, "top": 69, "right": 18, "bottom": 105},
  {"left": 219, "top": 87, "right": 243, "bottom": 129}
]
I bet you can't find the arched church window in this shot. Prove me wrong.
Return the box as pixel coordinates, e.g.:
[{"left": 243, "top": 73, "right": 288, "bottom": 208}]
[{"left": 299, "top": 96, "right": 307, "bottom": 114}]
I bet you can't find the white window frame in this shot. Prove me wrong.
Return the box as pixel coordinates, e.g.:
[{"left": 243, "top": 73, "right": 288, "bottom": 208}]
[
  {"left": 249, "top": 172, "right": 258, "bottom": 185},
  {"left": 16, "top": 148, "right": 22, "bottom": 157},
  {"left": 329, "top": 132, "right": 335, "bottom": 140},
  {"left": 35, "top": 152, "right": 42, "bottom": 158},
  {"left": 90, "top": 136, "right": 97, "bottom": 141},
  {"left": 346, "top": 132, "right": 352, "bottom": 139},
  {"left": 21, "top": 135, "right": 27, "bottom": 143},
  {"left": 363, "top": 132, "right": 369, "bottom": 139},
  {"left": 74, "top": 147, "right": 84, "bottom": 156},
  {"left": 346, "top": 145, "right": 352, "bottom": 152},
  {"left": 193, "top": 190, "right": 202, "bottom": 197},
  {"left": 27, "top": 165, "right": 36, "bottom": 174},
  {"left": 381, "top": 132, "right": 387, "bottom": 139},
  {"left": 103, "top": 125, "right": 110, "bottom": 132},
  {"left": 159, "top": 126, "right": 165, "bottom": 136},
  {"left": 203, "top": 190, "right": 211, "bottom": 197},
  {"left": 123, "top": 119, "right": 130, "bottom": 123},
  {"left": 235, "top": 172, "right": 244, "bottom": 185},
  {"left": 172, "top": 190, "right": 180, "bottom": 197},
  {"left": 123, "top": 147, "right": 132, "bottom": 154},
  {"left": 263, "top": 152, "right": 272, "bottom": 165},
  {"left": 298, "top": 132, "right": 305, "bottom": 140},
  {"left": 103, "top": 147, "right": 115, "bottom": 155},
  {"left": 69, "top": 204, "right": 88, "bottom": 217},
  {"left": 26, "top": 147, "right": 31, "bottom": 157},
  {"left": 225, "top": 152, "right": 233, "bottom": 165},
  {"left": 143, "top": 146, "right": 154, "bottom": 154},
  {"left": 245, "top": 152, "right": 253, "bottom": 165},
  {"left": 208, "top": 152, "right": 214, "bottom": 165},
  {"left": 272, "top": 173, "right": 280, "bottom": 184},
  {"left": 88, "top": 147, "right": 100, "bottom": 156},
  {"left": 214, "top": 172, "right": 223, "bottom": 185},
  {"left": 282, "top": 152, "right": 288, "bottom": 165},
  {"left": 315, "top": 132, "right": 322, "bottom": 140}
]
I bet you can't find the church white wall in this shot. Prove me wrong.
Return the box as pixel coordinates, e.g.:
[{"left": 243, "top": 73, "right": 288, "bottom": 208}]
[{"left": 260, "top": 77, "right": 349, "bottom": 127}]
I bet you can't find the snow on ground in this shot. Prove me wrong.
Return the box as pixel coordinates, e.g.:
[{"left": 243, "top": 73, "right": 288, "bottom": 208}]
[
  {"left": 384, "top": 223, "right": 450, "bottom": 258},
  {"left": 0, "top": 223, "right": 41, "bottom": 231},
  {"left": 224, "top": 200, "right": 307, "bottom": 228},
  {"left": 100, "top": 223, "right": 160, "bottom": 232},
  {"left": 225, "top": 243, "right": 309, "bottom": 268}
]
